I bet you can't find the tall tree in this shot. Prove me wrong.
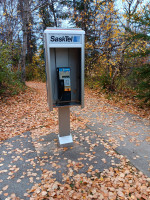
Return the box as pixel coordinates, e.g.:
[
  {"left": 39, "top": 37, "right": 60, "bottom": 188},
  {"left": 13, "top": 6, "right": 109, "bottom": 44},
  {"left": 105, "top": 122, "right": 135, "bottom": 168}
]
[
  {"left": 127, "top": 4, "right": 150, "bottom": 103},
  {"left": 104, "top": 0, "right": 142, "bottom": 90},
  {"left": 26, "top": 4, "right": 37, "bottom": 64},
  {"left": 17, "top": 0, "right": 30, "bottom": 83},
  {"left": 0, "top": 0, "right": 21, "bottom": 66},
  {"left": 39, "top": 0, "right": 55, "bottom": 30}
]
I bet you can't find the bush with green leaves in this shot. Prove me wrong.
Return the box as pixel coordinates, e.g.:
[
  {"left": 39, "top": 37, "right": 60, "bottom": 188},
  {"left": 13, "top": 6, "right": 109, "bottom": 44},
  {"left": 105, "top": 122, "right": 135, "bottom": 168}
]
[
  {"left": 128, "top": 6, "right": 150, "bottom": 105},
  {"left": 132, "top": 64, "right": 150, "bottom": 104},
  {"left": 0, "top": 42, "right": 24, "bottom": 96},
  {"left": 26, "top": 49, "right": 46, "bottom": 82}
]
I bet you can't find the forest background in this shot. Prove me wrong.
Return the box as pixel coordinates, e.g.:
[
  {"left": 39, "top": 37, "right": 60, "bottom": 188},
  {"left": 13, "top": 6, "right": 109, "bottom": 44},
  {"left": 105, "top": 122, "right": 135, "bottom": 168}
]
[{"left": 0, "top": 0, "right": 150, "bottom": 106}]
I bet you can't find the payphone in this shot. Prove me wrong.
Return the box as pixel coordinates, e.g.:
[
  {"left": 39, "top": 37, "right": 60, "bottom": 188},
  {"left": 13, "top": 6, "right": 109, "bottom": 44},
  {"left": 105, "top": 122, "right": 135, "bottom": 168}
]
[
  {"left": 44, "top": 28, "right": 85, "bottom": 146},
  {"left": 57, "top": 67, "right": 71, "bottom": 102}
]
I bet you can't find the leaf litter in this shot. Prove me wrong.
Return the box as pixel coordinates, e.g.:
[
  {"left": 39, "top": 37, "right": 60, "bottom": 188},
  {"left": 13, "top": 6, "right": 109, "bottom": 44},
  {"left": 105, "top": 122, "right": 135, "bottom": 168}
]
[{"left": 0, "top": 81, "right": 150, "bottom": 199}]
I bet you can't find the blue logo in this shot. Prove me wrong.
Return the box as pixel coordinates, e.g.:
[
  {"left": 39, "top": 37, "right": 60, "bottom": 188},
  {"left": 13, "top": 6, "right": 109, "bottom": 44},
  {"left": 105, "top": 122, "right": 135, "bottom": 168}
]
[{"left": 73, "top": 36, "right": 80, "bottom": 43}]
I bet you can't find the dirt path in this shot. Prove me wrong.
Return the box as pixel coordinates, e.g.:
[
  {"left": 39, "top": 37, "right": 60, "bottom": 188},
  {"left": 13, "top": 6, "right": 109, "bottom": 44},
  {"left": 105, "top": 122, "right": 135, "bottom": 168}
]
[{"left": 0, "top": 81, "right": 150, "bottom": 199}]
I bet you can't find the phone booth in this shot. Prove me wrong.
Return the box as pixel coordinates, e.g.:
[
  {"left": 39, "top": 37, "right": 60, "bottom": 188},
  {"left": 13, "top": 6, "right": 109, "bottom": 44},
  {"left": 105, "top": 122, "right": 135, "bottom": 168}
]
[{"left": 44, "top": 28, "right": 85, "bottom": 146}]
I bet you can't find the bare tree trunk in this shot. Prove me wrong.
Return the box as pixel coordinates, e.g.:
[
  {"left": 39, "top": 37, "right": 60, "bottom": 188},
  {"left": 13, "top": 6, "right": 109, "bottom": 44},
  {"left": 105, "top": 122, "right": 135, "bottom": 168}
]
[
  {"left": 73, "top": 0, "right": 78, "bottom": 27},
  {"left": 21, "top": 30, "right": 27, "bottom": 82},
  {"left": 20, "top": 0, "right": 29, "bottom": 83},
  {"left": 110, "top": 39, "right": 134, "bottom": 88},
  {"left": 50, "top": 0, "right": 57, "bottom": 27}
]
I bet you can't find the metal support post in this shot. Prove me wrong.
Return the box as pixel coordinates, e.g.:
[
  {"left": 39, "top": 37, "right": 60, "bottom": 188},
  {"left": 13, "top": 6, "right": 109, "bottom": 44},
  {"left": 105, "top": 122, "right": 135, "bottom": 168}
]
[{"left": 58, "top": 106, "right": 73, "bottom": 146}]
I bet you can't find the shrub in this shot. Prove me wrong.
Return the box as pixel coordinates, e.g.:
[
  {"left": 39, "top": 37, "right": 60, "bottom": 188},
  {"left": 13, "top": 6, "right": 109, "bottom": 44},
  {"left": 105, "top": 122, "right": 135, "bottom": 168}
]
[
  {"left": 26, "top": 50, "right": 46, "bottom": 82},
  {"left": 0, "top": 42, "right": 24, "bottom": 96}
]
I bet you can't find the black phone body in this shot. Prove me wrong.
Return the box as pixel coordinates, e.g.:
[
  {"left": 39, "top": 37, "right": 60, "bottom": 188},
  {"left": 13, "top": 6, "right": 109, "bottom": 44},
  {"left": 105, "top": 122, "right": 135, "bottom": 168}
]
[{"left": 57, "top": 67, "right": 71, "bottom": 102}]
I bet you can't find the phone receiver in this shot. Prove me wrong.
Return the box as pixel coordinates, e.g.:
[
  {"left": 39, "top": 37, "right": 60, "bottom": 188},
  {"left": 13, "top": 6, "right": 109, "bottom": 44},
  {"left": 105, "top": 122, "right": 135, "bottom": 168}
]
[{"left": 58, "top": 79, "right": 64, "bottom": 100}]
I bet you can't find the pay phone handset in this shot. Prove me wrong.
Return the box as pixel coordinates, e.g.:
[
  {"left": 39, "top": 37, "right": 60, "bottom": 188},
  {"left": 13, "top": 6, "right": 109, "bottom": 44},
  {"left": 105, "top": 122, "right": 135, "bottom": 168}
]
[{"left": 57, "top": 67, "right": 71, "bottom": 102}]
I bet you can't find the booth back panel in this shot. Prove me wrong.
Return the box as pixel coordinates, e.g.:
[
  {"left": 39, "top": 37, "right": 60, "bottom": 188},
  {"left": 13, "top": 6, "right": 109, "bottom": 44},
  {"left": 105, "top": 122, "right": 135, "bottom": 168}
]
[{"left": 50, "top": 48, "right": 81, "bottom": 106}]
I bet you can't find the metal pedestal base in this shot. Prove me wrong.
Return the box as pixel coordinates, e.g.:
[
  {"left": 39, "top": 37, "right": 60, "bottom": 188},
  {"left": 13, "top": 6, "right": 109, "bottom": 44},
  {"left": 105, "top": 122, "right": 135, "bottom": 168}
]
[
  {"left": 58, "top": 106, "right": 73, "bottom": 147},
  {"left": 58, "top": 134, "right": 73, "bottom": 147}
]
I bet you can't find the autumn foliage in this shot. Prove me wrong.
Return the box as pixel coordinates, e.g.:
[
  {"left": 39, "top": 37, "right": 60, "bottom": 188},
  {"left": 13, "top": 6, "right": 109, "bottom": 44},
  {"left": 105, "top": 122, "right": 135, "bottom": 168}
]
[{"left": 0, "top": 0, "right": 150, "bottom": 105}]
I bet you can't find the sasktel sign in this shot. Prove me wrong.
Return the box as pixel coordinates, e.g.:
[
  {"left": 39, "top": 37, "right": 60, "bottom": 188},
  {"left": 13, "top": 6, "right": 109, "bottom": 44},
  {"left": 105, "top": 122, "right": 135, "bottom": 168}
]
[{"left": 49, "top": 34, "right": 81, "bottom": 44}]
